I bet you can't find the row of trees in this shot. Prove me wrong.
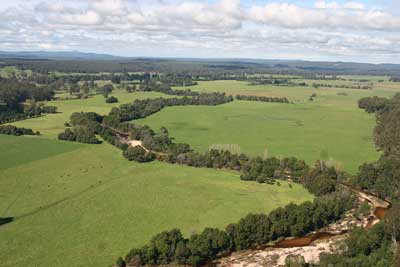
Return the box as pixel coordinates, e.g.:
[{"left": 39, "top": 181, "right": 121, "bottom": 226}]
[
  {"left": 0, "top": 125, "right": 39, "bottom": 136},
  {"left": 103, "top": 93, "right": 233, "bottom": 127},
  {"left": 312, "top": 82, "right": 372, "bottom": 90},
  {"left": 248, "top": 79, "right": 306, "bottom": 87},
  {"left": 353, "top": 93, "right": 400, "bottom": 199},
  {"left": 118, "top": 190, "right": 355, "bottom": 267},
  {"left": 235, "top": 94, "right": 290, "bottom": 103},
  {"left": 134, "top": 81, "right": 201, "bottom": 96}
]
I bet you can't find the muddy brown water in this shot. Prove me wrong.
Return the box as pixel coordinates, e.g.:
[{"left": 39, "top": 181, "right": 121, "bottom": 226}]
[
  {"left": 374, "top": 207, "right": 387, "bottom": 219},
  {"left": 271, "top": 231, "right": 346, "bottom": 248}
]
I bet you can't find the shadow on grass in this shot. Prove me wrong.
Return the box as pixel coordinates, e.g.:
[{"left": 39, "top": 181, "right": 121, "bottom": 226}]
[{"left": 0, "top": 217, "right": 14, "bottom": 226}]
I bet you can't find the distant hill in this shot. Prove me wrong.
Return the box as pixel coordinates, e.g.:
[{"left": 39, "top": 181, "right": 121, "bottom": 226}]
[
  {"left": 0, "top": 51, "right": 124, "bottom": 60},
  {"left": 1, "top": 51, "right": 400, "bottom": 75}
]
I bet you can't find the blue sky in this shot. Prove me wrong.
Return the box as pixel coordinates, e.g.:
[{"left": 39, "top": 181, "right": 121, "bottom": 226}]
[{"left": 1, "top": 0, "right": 400, "bottom": 63}]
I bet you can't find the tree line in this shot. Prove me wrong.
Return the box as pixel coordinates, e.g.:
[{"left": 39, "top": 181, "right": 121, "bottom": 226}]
[
  {"left": 355, "top": 93, "right": 400, "bottom": 199},
  {"left": 248, "top": 78, "right": 307, "bottom": 87},
  {"left": 235, "top": 95, "right": 290, "bottom": 103},
  {"left": 103, "top": 93, "right": 233, "bottom": 127},
  {"left": 312, "top": 82, "right": 372, "bottom": 90}
]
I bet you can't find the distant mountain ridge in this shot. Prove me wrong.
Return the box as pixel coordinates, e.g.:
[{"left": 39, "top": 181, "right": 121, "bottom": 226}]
[
  {"left": 0, "top": 51, "right": 124, "bottom": 60},
  {"left": 1, "top": 51, "right": 400, "bottom": 75}
]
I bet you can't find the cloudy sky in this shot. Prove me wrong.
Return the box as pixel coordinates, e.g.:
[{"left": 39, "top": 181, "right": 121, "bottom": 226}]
[{"left": 1, "top": 0, "right": 400, "bottom": 63}]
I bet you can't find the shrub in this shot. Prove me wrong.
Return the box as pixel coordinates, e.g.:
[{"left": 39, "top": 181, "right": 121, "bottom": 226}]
[
  {"left": 0, "top": 125, "right": 38, "bottom": 136},
  {"left": 105, "top": 96, "right": 119, "bottom": 103},
  {"left": 41, "top": 106, "right": 58, "bottom": 113},
  {"left": 123, "top": 146, "right": 155, "bottom": 163}
]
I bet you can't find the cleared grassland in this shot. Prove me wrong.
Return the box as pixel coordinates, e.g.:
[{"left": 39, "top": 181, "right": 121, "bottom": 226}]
[
  {"left": 0, "top": 135, "right": 312, "bottom": 267},
  {"left": 9, "top": 90, "right": 168, "bottom": 138},
  {"left": 131, "top": 79, "right": 400, "bottom": 173}
]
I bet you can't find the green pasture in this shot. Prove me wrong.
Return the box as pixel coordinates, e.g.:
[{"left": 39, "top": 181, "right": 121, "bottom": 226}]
[
  {"left": 9, "top": 90, "right": 167, "bottom": 138},
  {"left": 128, "top": 79, "right": 400, "bottom": 173},
  {"left": 0, "top": 135, "right": 312, "bottom": 267},
  {"left": 0, "top": 66, "right": 32, "bottom": 79}
]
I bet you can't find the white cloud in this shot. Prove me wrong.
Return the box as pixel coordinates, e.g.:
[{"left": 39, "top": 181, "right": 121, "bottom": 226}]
[
  {"left": 0, "top": 0, "right": 400, "bottom": 63},
  {"left": 343, "top": 2, "right": 365, "bottom": 10},
  {"left": 89, "top": 0, "right": 127, "bottom": 16},
  {"left": 60, "top": 10, "right": 103, "bottom": 25}
]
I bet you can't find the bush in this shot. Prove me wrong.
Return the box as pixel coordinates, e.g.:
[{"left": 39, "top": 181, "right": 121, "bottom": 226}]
[
  {"left": 105, "top": 96, "right": 119, "bottom": 103},
  {"left": 123, "top": 146, "right": 155, "bottom": 163},
  {"left": 58, "top": 128, "right": 76, "bottom": 141},
  {"left": 41, "top": 106, "right": 58, "bottom": 113},
  {"left": 116, "top": 257, "right": 126, "bottom": 267},
  {"left": 0, "top": 125, "right": 39, "bottom": 136}
]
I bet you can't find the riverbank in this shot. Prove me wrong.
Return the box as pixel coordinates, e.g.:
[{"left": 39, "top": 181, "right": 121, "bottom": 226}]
[{"left": 213, "top": 186, "right": 391, "bottom": 267}]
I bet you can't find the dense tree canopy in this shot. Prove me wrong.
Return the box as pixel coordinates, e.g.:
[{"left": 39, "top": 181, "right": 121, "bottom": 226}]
[{"left": 358, "top": 96, "right": 389, "bottom": 113}]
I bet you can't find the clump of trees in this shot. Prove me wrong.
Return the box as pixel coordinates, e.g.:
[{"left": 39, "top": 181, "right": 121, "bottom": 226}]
[
  {"left": 390, "top": 76, "right": 400, "bottom": 82},
  {"left": 105, "top": 96, "right": 119, "bottom": 103},
  {"left": 300, "top": 161, "right": 340, "bottom": 196},
  {"left": 240, "top": 156, "right": 308, "bottom": 184},
  {"left": 58, "top": 127, "right": 100, "bottom": 144},
  {"left": 97, "top": 84, "right": 114, "bottom": 98},
  {"left": 40, "top": 106, "right": 58, "bottom": 113},
  {"left": 118, "top": 190, "right": 355, "bottom": 267},
  {"left": 0, "top": 125, "right": 39, "bottom": 136},
  {"left": 358, "top": 96, "right": 389, "bottom": 113},
  {"left": 58, "top": 112, "right": 102, "bottom": 144},
  {"left": 159, "top": 73, "right": 198, "bottom": 87},
  {"left": 354, "top": 158, "right": 400, "bottom": 199},
  {"left": 0, "top": 78, "right": 55, "bottom": 123},
  {"left": 235, "top": 95, "right": 289, "bottom": 103}
]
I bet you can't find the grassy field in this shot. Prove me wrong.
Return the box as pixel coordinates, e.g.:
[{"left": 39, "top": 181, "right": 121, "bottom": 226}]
[
  {"left": 9, "top": 90, "right": 168, "bottom": 138},
  {"left": 0, "top": 135, "right": 312, "bottom": 267},
  {"left": 138, "top": 80, "right": 400, "bottom": 173},
  {"left": 0, "top": 66, "right": 32, "bottom": 78}
]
